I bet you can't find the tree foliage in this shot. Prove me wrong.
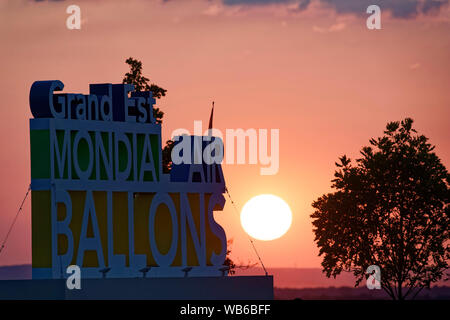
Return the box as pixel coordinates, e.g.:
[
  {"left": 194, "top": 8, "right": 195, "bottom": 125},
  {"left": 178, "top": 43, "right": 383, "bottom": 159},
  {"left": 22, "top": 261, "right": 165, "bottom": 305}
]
[
  {"left": 224, "top": 239, "right": 237, "bottom": 275},
  {"left": 311, "top": 118, "right": 449, "bottom": 300},
  {"left": 122, "top": 57, "right": 167, "bottom": 124},
  {"left": 222, "top": 239, "right": 257, "bottom": 275},
  {"left": 122, "top": 57, "right": 174, "bottom": 172},
  {"left": 162, "top": 139, "right": 175, "bottom": 174}
]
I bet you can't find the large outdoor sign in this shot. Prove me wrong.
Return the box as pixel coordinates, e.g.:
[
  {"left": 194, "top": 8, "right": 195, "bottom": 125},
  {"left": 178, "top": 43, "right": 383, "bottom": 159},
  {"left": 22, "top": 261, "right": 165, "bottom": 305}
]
[{"left": 29, "top": 80, "right": 227, "bottom": 279}]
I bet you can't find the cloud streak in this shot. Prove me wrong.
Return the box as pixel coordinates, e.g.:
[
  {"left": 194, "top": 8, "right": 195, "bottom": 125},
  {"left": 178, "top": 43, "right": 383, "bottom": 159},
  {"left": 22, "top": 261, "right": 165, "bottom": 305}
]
[
  {"left": 222, "top": 0, "right": 449, "bottom": 19},
  {"left": 29, "top": 0, "right": 450, "bottom": 19},
  {"left": 313, "top": 21, "right": 346, "bottom": 33}
]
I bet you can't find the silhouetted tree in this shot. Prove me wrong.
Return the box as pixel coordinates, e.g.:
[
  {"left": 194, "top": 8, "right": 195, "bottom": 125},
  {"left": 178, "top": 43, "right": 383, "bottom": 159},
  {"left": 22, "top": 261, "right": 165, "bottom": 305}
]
[
  {"left": 123, "top": 57, "right": 174, "bottom": 172},
  {"left": 162, "top": 139, "right": 175, "bottom": 174},
  {"left": 123, "top": 57, "right": 167, "bottom": 123},
  {"left": 224, "top": 239, "right": 237, "bottom": 275},
  {"left": 311, "top": 118, "right": 449, "bottom": 300},
  {"left": 222, "top": 239, "right": 257, "bottom": 275}
]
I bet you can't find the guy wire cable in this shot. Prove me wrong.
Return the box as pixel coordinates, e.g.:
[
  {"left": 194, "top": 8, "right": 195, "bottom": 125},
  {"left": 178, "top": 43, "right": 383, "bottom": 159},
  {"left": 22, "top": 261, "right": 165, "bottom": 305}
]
[
  {"left": 225, "top": 186, "right": 268, "bottom": 276},
  {"left": 0, "top": 184, "right": 31, "bottom": 256}
]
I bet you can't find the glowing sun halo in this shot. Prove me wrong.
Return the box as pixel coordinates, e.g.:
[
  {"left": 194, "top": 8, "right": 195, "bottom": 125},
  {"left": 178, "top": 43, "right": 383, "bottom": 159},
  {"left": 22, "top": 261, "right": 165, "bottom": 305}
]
[{"left": 240, "top": 194, "right": 292, "bottom": 241}]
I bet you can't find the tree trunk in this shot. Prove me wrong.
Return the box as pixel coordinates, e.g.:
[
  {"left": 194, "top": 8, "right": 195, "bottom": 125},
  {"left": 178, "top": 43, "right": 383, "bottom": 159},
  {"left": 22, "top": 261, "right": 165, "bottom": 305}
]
[{"left": 398, "top": 281, "right": 404, "bottom": 300}]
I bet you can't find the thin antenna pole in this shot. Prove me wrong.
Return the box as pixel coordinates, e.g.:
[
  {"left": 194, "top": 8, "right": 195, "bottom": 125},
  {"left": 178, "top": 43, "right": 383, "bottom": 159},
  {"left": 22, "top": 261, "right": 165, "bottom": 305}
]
[
  {"left": 225, "top": 186, "right": 269, "bottom": 276},
  {"left": 0, "top": 185, "right": 31, "bottom": 256},
  {"left": 208, "top": 101, "right": 214, "bottom": 132}
]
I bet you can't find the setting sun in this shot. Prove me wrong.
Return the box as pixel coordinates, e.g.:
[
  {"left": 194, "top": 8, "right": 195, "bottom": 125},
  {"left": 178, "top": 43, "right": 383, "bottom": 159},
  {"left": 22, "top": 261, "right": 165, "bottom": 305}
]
[{"left": 240, "top": 194, "right": 293, "bottom": 241}]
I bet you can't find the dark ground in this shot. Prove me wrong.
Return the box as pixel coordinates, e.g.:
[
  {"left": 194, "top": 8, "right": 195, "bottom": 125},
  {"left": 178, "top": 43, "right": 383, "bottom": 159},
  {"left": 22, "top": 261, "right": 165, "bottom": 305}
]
[
  {"left": 274, "top": 286, "right": 450, "bottom": 300},
  {"left": 1, "top": 264, "right": 448, "bottom": 300}
]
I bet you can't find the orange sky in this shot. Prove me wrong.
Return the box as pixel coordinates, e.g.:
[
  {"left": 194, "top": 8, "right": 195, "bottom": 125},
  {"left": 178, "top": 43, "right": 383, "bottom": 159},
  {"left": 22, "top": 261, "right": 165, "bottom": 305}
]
[{"left": 0, "top": 0, "right": 449, "bottom": 269}]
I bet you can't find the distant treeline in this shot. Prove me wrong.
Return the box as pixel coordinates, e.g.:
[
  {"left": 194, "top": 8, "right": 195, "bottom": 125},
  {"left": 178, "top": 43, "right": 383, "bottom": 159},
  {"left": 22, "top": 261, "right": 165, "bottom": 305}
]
[{"left": 274, "top": 286, "right": 450, "bottom": 300}]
